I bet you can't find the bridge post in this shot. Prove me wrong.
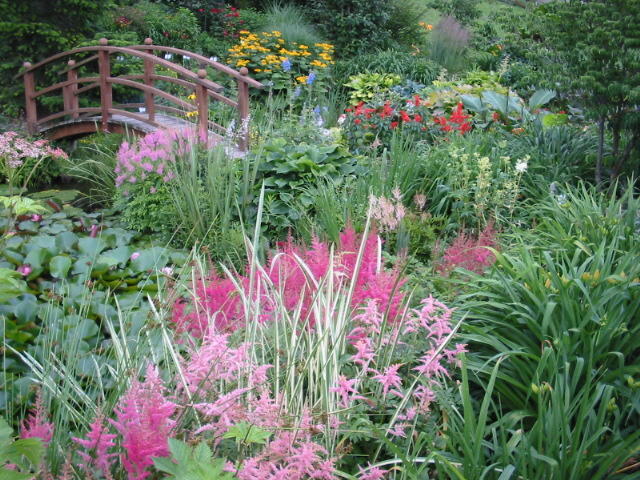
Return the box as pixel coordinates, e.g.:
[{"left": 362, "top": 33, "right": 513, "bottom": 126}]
[
  {"left": 237, "top": 67, "right": 250, "bottom": 151},
  {"left": 64, "top": 60, "right": 79, "bottom": 119},
  {"left": 196, "top": 69, "right": 209, "bottom": 143},
  {"left": 143, "top": 38, "right": 156, "bottom": 122},
  {"left": 98, "top": 38, "right": 112, "bottom": 132},
  {"left": 22, "top": 62, "right": 37, "bottom": 135}
]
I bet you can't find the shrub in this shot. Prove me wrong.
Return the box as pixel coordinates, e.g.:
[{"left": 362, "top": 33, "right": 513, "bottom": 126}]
[{"left": 304, "top": 0, "right": 395, "bottom": 57}]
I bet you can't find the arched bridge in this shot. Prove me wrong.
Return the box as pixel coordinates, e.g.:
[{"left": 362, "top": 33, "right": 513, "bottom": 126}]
[{"left": 19, "top": 38, "right": 264, "bottom": 151}]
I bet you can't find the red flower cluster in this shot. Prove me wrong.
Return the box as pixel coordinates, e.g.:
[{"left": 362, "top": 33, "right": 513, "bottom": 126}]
[{"left": 434, "top": 103, "right": 472, "bottom": 133}]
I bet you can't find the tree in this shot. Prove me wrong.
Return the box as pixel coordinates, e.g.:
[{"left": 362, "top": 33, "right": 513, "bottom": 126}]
[
  {"left": 542, "top": 0, "right": 640, "bottom": 183},
  {"left": 0, "top": 0, "right": 111, "bottom": 116}
]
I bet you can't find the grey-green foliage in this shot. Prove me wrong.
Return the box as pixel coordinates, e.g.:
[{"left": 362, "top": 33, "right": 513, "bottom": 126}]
[{"left": 258, "top": 2, "right": 321, "bottom": 46}]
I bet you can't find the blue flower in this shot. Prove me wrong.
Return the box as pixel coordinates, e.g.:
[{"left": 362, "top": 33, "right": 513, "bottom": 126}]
[
  {"left": 281, "top": 58, "right": 292, "bottom": 72},
  {"left": 293, "top": 86, "right": 302, "bottom": 98},
  {"left": 306, "top": 72, "right": 316, "bottom": 85}
]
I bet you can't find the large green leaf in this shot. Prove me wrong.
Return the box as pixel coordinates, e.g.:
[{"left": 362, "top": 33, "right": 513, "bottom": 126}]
[
  {"left": 49, "top": 256, "right": 72, "bottom": 279},
  {"left": 528, "top": 89, "right": 556, "bottom": 109}
]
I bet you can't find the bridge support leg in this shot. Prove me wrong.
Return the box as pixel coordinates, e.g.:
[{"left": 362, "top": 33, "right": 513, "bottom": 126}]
[
  {"left": 98, "top": 38, "right": 112, "bottom": 133},
  {"left": 22, "top": 63, "right": 37, "bottom": 135}
]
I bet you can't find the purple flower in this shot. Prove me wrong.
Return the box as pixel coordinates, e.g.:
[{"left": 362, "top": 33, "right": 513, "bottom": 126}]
[
  {"left": 17, "top": 264, "right": 32, "bottom": 276},
  {"left": 31, "top": 214, "right": 42, "bottom": 222},
  {"left": 306, "top": 72, "right": 316, "bottom": 85},
  {"left": 281, "top": 58, "right": 291, "bottom": 71},
  {"left": 131, "top": 252, "right": 141, "bottom": 261}
]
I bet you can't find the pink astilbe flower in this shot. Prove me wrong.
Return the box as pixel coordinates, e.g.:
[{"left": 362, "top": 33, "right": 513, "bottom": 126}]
[
  {"left": 172, "top": 226, "right": 407, "bottom": 337},
  {"left": 20, "top": 389, "right": 54, "bottom": 446},
  {"left": 115, "top": 128, "right": 197, "bottom": 188},
  {"left": 330, "top": 375, "right": 365, "bottom": 408},
  {"left": 111, "top": 365, "right": 176, "bottom": 480},
  {"left": 72, "top": 412, "right": 117, "bottom": 478},
  {"left": 369, "top": 188, "right": 406, "bottom": 232},
  {"left": 236, "top": 431, "right": 335, "bottom": 480},
  {"left": 437, "top": 223, "right": 498, "bottom": 276},
  {"left": 371, "top": 364, "right": 403, "bottom": 398},
  {"left": 172, "top": 272, "right": 245, "bottom": 336},
  {"left": 358, "top": 464, "right": 389, "bottom": 480}
]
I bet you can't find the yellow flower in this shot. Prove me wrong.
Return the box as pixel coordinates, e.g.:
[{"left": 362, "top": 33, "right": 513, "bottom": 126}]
[
  {"left": 419, "top": 21, "right": 433, "bottom": 31},
  {"left": 185, "top": 110, "right": 198, "bottom": 118},
  {"left": 239, "top": 30, "right": 250, "bottom": 35},
  {"left": 310, "top": 60, "right": 327, "bottom": 68},
  {"left": 187, "top": 93, "right": 196, "bottom": 100},
  {"left": 272, "top": 30, "right": 281, "bottom": 37},
  {"left": 254, "top": 68, "right": 262, "bottom": 72},
  {"left": 236, "top": 59, "right": 250, "bottom": 67},
  {"left": 298, "top": 44, "right": 308, "bottom": 49},
  {"left": 296, "top": 75, "right": 308, "bottom": 83}
]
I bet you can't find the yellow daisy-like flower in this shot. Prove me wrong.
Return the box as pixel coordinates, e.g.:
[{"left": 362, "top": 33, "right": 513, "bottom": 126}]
[
  {"left": 236, "top": 59, "right": 250, "bottom": 67},
  {"left": 187, "top": 93, "right": 196, "bottom": 100},
  {"left": 298, "top": 45, "right": 308, "bottom": 49},
  {"left": 254, "top": 68, "right": 262, "bottom": 72},
  {"left": 310, "top": 60, "right": 327, "bottom": 68},
  {"left": 185, "top": 110, "right": 198, "bottom": 118},
  {"left": 272, "top": 31, "right": 281, "bottom": 37},
  {"left": 296, "top": 75, "right": 308, "bottom": 83}
]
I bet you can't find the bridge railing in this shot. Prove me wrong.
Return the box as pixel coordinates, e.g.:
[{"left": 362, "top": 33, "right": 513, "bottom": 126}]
[{"left": 19, "top": 38, "right": 264, "bottom": 150}]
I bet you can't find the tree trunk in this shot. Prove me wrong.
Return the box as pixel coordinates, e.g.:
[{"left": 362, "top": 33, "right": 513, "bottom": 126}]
[{"left": 596, "top": 115, "right": 605, "bottom": 187}]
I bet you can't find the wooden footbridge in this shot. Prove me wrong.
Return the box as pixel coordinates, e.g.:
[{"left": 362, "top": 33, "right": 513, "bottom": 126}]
[{"left": 19, "top": 38, "right": 263, "bottom": 151}]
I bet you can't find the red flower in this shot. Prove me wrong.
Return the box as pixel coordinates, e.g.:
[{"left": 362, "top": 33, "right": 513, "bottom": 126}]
[
  {"left": 492, "top": 112, "right": 500, "bottom": 121},
  {"left": 354, "top": 119, "right": 362, "bottom": 125},
  {"left": 413, "top": 95, "right": 422, "bottom": 107},
  {"left": 414, "top": 114, "right": 422, "bottom": 123},
  {"left": 441, "top": 124, "right": 452, "bottom": 132},
  {"left": 379, "top": 102, "right": 394, "bottom": 119},
  {"left": 198, "top": 8, "right": 204, "bottom": 12},
  {"left": 210, "top": 8, "right": 222, "bottom": 13},
  {"left": 434, "top": 116, "right": 447, "bottom": 126},
  {"left": 558, "top": 110, "right": 567, "bottom": 114},
  {"left": 345, "top": 108, "right": 353, "bottom": 113},
  {"left": 390, "top": 121, "right": 399, "bottom": 129},
  {"left": 458, "top": 122, "right": 472, "bottom": 134},
  {"left": 449, "top": 103, "right": 469, "bottom": 124},
  {"left": 354, "top": 102, "right": 366, "bottom": 116},
  {"left": 400, "top": 110, "right": 411, "bottom": 123}
]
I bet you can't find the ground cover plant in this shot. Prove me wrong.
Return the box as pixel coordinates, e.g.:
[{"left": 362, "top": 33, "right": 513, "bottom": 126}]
[{"left": 1, "top": 0, "right": 640, "bottom": 478}]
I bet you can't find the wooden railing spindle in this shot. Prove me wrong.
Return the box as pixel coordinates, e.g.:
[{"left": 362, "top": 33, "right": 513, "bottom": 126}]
[
  {"left": 237, "top": 67, "right": 250, "bottom": 151},
  {"left": 143, "top": 38, "right": 156, "bottom": 122},
  {"left": 23, "top": 62, "right": 37, "bottom": 134},
  {"left": 196, "top": 69, "right": 209, "bottom": 142},
  {"left": 98, "top": 38, "right": 112, "bottom": 132}
]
